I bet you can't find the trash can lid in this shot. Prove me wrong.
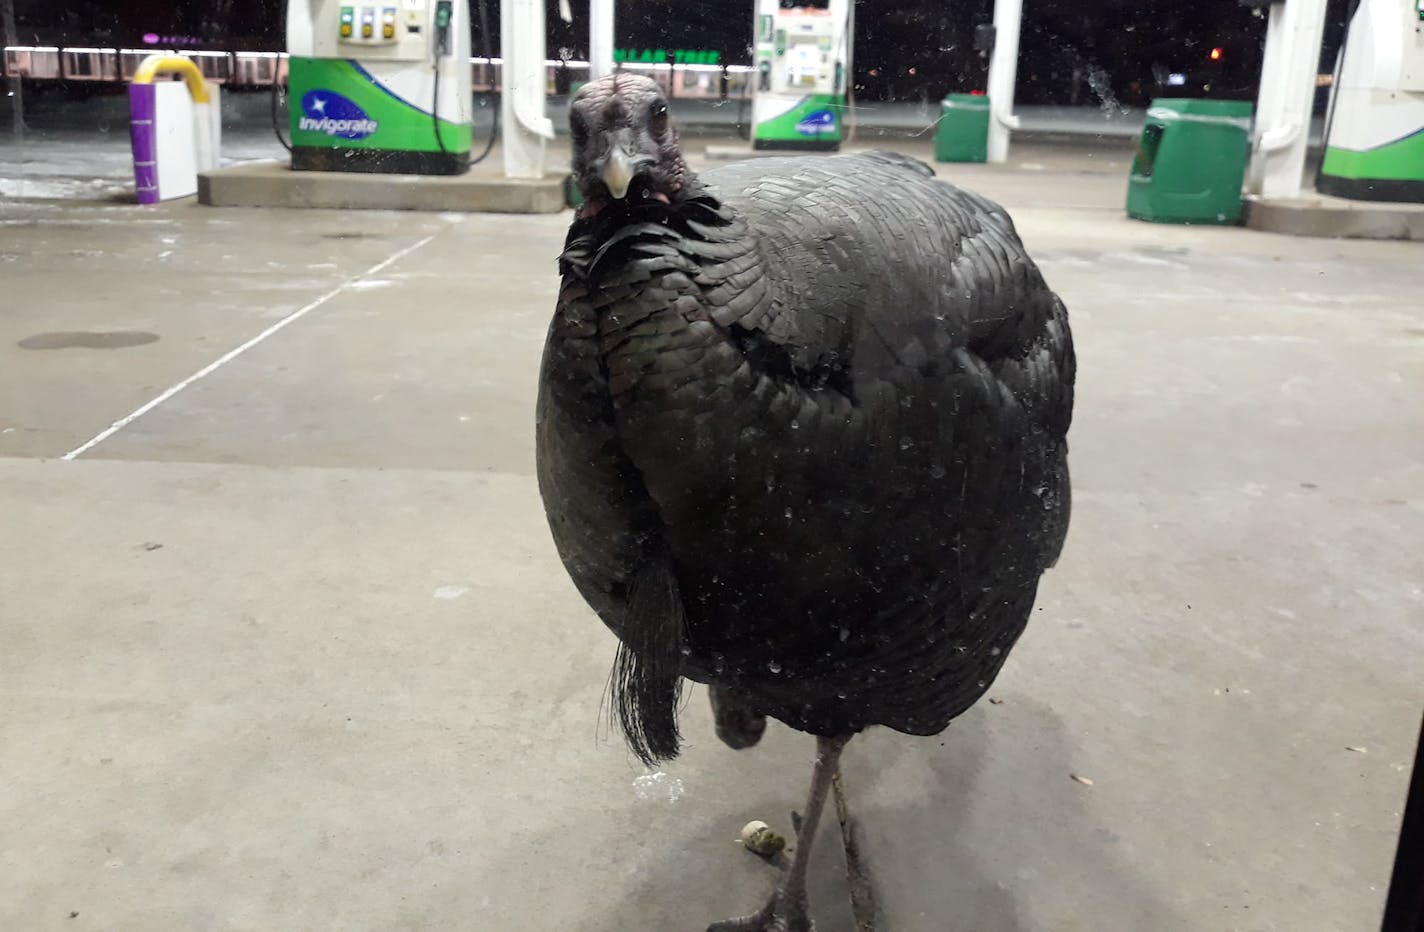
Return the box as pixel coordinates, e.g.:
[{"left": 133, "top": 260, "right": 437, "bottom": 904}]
[
  {"left": 941, "top": 92, "right": 991, "bottom": 108},
  {"left": 1148, "top": 97, "right": 1253, "bottom": 118}
]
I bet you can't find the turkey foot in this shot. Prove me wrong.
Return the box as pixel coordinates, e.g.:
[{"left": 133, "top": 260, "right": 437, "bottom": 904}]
[
  {"left": 706, "top": 735, "right": 851, "bottom": 932},
  {"left": 705, "top": 887, "right": 810, "bottom": 932}
]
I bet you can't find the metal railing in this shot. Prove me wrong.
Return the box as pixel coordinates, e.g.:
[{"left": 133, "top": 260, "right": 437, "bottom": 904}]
[{"left": 1, "top": 46, "right": 756, "bottom": 101}]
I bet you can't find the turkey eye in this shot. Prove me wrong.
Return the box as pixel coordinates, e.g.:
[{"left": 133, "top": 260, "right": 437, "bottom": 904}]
[{"left": 649, "top": 102, "right": 669, "bottom": 136}]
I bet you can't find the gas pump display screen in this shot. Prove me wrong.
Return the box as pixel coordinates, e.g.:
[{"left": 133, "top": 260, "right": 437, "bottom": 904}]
[{"left": 786, "top": 36, "right": 827, "bottom": 88}]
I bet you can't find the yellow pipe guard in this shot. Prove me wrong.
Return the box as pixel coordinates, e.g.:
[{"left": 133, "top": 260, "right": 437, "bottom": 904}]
[{"left": 131, "top": 55, "right": 210, "bottom": 104}]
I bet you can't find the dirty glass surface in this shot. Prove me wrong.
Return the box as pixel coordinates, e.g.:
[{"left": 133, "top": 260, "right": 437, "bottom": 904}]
[{"left": 0, "top": 2, "right": 1420, "bottom": 931}]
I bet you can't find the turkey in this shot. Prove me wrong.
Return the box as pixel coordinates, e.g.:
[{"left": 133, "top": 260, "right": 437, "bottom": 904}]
[{"left": 536, "top": 74, "right": 1075, "bottom": 931}]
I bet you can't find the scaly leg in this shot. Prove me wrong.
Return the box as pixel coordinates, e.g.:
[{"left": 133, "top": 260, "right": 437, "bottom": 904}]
[{"left": 707, "top": 734, "right": 852, "bottom": 932}]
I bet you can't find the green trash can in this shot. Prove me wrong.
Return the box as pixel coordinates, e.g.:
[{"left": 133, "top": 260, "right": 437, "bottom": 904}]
[
  {"left": 1126, "top": 98, "right": 1253, "bottom": 224},
  {"left": 935, "top": 93, "right": 991, "bottom": 164}
]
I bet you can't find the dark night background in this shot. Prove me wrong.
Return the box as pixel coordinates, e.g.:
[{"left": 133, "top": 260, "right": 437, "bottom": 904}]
[{"left": 8, "top": 1, "right": 1354, "bottom": 107}]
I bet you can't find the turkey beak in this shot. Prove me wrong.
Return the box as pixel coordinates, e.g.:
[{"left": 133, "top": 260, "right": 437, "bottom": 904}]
[
  {"left": 601, "top": 147, "right": 635, "bottom": 200},
  {"left": 596, "top": 130, "right": 654, "bottom": 201}
]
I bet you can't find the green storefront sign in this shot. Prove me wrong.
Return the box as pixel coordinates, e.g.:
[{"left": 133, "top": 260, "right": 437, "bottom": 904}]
[{"left": 613, "top": 48, "right": 721, "bottom": 65}]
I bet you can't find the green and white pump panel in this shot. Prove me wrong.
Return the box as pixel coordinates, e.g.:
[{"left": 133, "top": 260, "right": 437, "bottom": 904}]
[
  {"left": 1319, "top": 0, "right": 1424, "bottom": 201},
  {"left": 285, "top": 0, "right": 472, "bottom": 175},
  {"left": 751, "top": 0, "right": 852, "bottom": 151}
]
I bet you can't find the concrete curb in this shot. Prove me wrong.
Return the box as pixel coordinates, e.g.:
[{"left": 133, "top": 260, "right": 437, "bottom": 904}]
[
  {"left": 1244, "top": 194, "right": 1424, "bottom": 241},
  {"left": 198, "top": 159, "right": 568, "bottom": 214}
]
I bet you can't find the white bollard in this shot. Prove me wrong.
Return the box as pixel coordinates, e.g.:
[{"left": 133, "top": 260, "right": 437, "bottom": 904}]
[
  {"left": 501, "top": 0, "right": 555, "bottom": 180},
  {"left": 589, "top": 0, "right": 615, "bottom": 82},
  {"left": 1246, "top": 0, "right": 1329, "bottom": 199},
  {"left": 985, "top": 0, "right": 1023, "bottom": 163}
]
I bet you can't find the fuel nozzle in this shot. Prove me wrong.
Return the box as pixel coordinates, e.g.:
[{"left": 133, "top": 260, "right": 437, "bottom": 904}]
[{"left": 434, "top": 0, "right": 453, "bottom": 55}]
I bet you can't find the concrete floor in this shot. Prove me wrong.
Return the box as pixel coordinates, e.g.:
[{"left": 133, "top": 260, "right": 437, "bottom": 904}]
[{"left": 1, "top": 139, "right": 1421, "bottom": 932}]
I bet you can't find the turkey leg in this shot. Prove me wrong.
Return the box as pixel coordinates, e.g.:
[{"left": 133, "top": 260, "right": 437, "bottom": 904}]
[{"left": 706, "top": 734, "right": 852, "bottom": 932}]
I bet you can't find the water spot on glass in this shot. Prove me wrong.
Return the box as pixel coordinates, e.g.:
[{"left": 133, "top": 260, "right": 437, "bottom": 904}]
[{"left": 633, "top": 771, "right": 685, "bottom": 804}]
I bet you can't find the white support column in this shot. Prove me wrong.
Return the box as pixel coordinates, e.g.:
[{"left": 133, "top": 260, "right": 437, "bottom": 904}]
[
  {"left": 501, "top": 0, "right": 555, "bottom": 179},
  {"left": 985, "top": 0, "right": 1023, "bottom": 163},
  {"left": 589, "top": 0, "right": 614, "bottom": 82},
  {"left": 1246, "top": 0, "right": 1328, "bottom": 198}
]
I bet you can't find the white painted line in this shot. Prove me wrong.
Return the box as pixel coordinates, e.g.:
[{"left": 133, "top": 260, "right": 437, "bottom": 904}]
[{"left": 61, "top": 233, "right": 438, "bottom": 461}]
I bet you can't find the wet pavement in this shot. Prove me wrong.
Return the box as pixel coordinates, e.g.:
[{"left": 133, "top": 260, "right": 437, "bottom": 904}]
[{"left": 1, "top": 135, "right": 1421, "bottom": 931}]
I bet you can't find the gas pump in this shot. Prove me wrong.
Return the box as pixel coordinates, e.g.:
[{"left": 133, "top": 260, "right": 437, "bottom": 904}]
[
  {"left": 751, "top": 0, "right": 853, "bottom": 151},
  {"left": 1317, "top": 0, "right": 1424, "bottom": 201},
  {"left": 285, "top": 0, "right": 473, "bottom": 174}
]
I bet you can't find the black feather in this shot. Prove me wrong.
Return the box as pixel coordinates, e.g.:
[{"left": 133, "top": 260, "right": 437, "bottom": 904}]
[
  {"left": 610, "top": 559, "right": 686, "bottom": 765},
  {"left": 537, "top": 148, "right": 1075, "bottom": 751}
]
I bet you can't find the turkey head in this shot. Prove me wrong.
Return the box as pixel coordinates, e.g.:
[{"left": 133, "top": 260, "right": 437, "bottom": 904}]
[{"left": 569, "top": 74, "right": 689, "bottom": 215}]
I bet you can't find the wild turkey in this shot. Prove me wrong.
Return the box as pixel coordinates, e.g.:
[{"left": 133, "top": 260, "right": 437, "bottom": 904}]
[{"left": 536, "top": 74, "right": 1075, "bottom": 931}]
